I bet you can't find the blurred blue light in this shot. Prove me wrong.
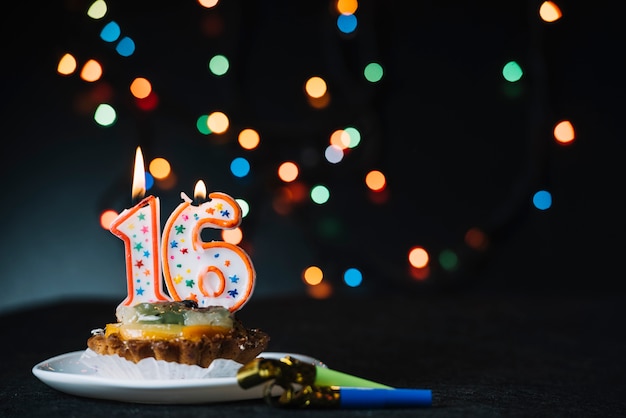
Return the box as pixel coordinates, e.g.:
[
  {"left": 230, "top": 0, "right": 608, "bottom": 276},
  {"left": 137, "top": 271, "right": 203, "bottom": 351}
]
[
  {"left": 343, "top": 268, "right": 362, "bottom": 287},
  {"left": 145, "top": 172, "right": 154, "bottom": 191},
  {"left": 533, "top": 190, "right": 552, "bottom": 210},
  {"left": 100, "top": 21, "right": 121, "bottom": 42},
  {"left": 116, "top": 36, "right": 135, "bottom": 57},
  {"left": 337, "top": 14, "right": 357, "bottom": 34},
  {"left": 230, "top": 157, "right": 251, "bottom": 178}
]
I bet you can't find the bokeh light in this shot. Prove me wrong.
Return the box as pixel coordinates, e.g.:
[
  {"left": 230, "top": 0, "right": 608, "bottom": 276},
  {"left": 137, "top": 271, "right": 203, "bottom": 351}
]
[
  {"left": 100, "top": 21, "right": 120, "bottom": 42},
  {"left": 337, "top": 13, "right": 357, "bottom": 34},
  {"left": 365, "top": 170, "right": 386, "bottom": 192},
  {"left": 553, "top": 120, "right": 575, "bottom": 144},
  {"left": 207, "top": 111, "right": 229, "bottom": 133},
  {"left": 94, "top": 103, "right": 116, "bottom": 126},
  {"left": 87, "top": 0, "right": 107, "bottom": 19},
  {"left": 329, "top": 129, "right": 350, "bottom": 149},
  {"left": 465, "top": 227, "right": 488, "bottom": 251},
  {"left": 303, "top": 265, "right": 324, "bottom": 285},
  {"left": 533, "top": 190, "right": 552, "bottom": 210},
  {"left": 196, "top": 115, "right": 211, "bottom": 135},
  {"left": 130, "top": 77, "right": 152, "bottom": 99},
  {"left": 221, "top": 227, "right": 243, "bottom": 245},
  {"left": 198, "top": 0, "right": 219, "bottom": 8},
  {"left": 278, "top": 161, "right": 299, "bottom": 182},
  {"left": 502, "top": 61, "right": 523, "bottom": 82},
  {"left": 310, "top": 185, "right": 330, "bottom": 204},
  {"left": 149, "top": 157, "right": 171, "bottom": 180},
  {"left": 324, "top": 144, "right": 344, "bottom": 164},
  {"left": 99, "top": 209, "right": 118, "bottom": 229},
  {"left": 408, "top": 246, "right": 429, "bottom": 269},
  {"left": 57, "top": 53, "right": 77, "bottom": 75},
  {"left": 364, "top": 62, "right": 384, "bottom": 83},
  {"left": 307, "top": 91, "right": 331, "bottom": 109},
  {"left": 235, "top": 198, "right": 249, "bottom": 217},
  {"left": 344, "top": 126, "right": 361, "bottom": 148},
  {"left": 336, "top": 0, "right": 358, "bottom": 15},
  {"left": 439, "top": 249, "right": 458, "bottom": 271},
  {"left": 238, "top": 128, "right": 260, "bottom": 150},
  {"left": 305, "top": 76, "right": 327, "bottom": 98},
  {"left": 208, "top": 55, "right": 229, "bottom": 76},
  {"left": 135, "top": 91, "right": 159, "bottom": 111},
  {"left": 145, "top": 172, "right": 155, "bottom": 191},
  {"left": 343, "top": 268, "right": 363, "bottom": 287},
  {"left": 230, "top": 157, "right": 250, "bottom": 177},
  {"left": 116, "top": 37, "right": 135, "bottom": 57},
  {"left": 80, "top": 59, "right": 103, "bottom": 82},
  {"left": 306, "top": 281, "right": 333, "bottom": 299},
  {"left": 539, "top": 1, "right": 562, "bottom": 22},
  {"left": 409, "top": 265, "right": 430, "bottom": 281}
]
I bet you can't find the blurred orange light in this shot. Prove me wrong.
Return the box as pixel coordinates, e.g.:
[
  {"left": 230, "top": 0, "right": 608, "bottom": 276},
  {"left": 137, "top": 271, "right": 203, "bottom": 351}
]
[
  {"left": 365, "top": 170, "right": 386, "bottom": 192},
  {"left": 329, "top": 129, "right": 350, "bottom": 149},
  {"left": 408, "top": 247, "right": 429, "bottom": 268},
  {"left": 198, "top": 0, "right": 219, "bottom": 8},
  {"left": 222, "top": 227, "right": 243, "bottom": 245},
  {"left": 149, "top": 157, "right": 171, "bottom": 180},
  {"left": 553, "top": 120, "right": 575, "bottom": 144},
  {"left": 305, "top": 76, "right": 327, "bottom": 99},
  {"left": 336, "top": 0, "right": 358, "bottom": 15},
  {"left": 100, "top": 209, "right": 118, "bottom": 229},
  {"left": 306, "top": 280, "right": 333, "bottom": 299},
  {"left": 130, "top": 77, "right": 152, "bottom": 99},
  {"left": 57, "top": 53, "right": 77, "bottom": 75},
  {"left": 238, "top": 128, "right": 260, "bottom": 150},
  {"left": 539, "top": 1, "right": 562, "bottom": 22},
  {"left": 80, "top": 59, "right": 103, "bottom": 82},
  {"left": 207, "top": 111, "right": 229, "bottom": 134},
  {"left": 307, "top": 91, "right": 331, "bottom": 109},
  {"left": 303, "top": 265, "right": 324, "bottom": 285},
  {"left": 278, "top": 161, "right": 299, "bottom": 182}
]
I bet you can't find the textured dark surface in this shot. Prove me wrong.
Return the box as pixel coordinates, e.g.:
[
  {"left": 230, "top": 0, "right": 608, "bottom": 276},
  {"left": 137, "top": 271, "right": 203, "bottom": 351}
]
[{"left": 1, "top": 291, "right": 624, "bottom": 417}]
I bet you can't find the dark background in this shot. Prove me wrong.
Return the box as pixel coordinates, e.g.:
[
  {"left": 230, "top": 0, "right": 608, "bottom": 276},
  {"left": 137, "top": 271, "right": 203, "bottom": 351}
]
[{"left": 1, "top": 0, "right": 624, "bottom": 314}]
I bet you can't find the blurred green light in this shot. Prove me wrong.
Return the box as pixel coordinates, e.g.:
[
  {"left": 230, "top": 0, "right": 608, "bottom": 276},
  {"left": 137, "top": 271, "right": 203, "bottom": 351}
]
[
  {"left": 209, "top": 55, "right": 229, "bottom": 76},
  {"left": 502, "top": 61, "right": 523, "bottom": 82},
  {"left": 196, "top": 115, "right": 211, "bottom": 135},
  {"left": 311, "top": 185, "right": 330, "bottom": 204},
  {"left": 364, "top": 62, "right": 384, "bottom": 83},
  {"left": 236, "top": 198, "right": 250, "bottom": 217},
  {"left": 94, "top": 103, "right": 116, "bottom": 126},
  {"left": 439, "top": 249, "right": 458, "bottom": 271},
  {"left": 344, "top": 126, "right": 361, "bottom": 148}
]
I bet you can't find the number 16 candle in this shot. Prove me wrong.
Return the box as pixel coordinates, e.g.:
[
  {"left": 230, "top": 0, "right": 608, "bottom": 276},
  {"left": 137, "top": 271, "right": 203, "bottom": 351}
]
[
  {"left": 109, "top": 147, "right": 256, "bottom": 313},
  {"left": 109, "top": 147, "right": 171, "bottom": 307}
]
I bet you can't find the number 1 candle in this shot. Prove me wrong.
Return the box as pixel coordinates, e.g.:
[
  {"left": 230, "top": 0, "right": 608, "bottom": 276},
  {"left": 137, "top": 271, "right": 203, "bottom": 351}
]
[
  {"left": 161, "top": 180, "right": 256, "bottom": 312},
  {"left": 109, "top": 147, "right": 171, "bottom": 307}
]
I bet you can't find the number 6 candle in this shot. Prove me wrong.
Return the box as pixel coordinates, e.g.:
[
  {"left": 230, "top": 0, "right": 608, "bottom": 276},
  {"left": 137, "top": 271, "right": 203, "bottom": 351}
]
[
  {"left": 161, "top": 180, "right": 256, "bottom": 312},
  {"left": 109, "top": 147, "right": 171, "bottom": 307}
]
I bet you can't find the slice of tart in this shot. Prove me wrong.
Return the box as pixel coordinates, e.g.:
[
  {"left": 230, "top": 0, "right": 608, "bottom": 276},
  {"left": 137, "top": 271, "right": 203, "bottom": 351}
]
[{"left": 87, "top": 301, "right": 269, "bottom": 368}]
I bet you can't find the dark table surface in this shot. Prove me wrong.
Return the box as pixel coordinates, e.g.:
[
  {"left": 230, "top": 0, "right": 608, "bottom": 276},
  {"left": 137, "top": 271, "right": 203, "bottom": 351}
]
[{"left": 1, "top": 290, "right": 625, "bottom": 417}]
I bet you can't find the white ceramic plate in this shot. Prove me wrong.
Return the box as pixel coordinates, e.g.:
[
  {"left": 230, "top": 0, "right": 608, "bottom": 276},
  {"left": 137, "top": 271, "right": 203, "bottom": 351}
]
[{"left": 32, "top": 351, "right": 323, "bottom": 404}]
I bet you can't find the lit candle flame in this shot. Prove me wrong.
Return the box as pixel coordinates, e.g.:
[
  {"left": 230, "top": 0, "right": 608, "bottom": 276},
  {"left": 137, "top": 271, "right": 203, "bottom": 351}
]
[
  {"left": 132, "top": 146, "right": 146, "bottom": 202},
  {"left": 194, "top": 179, "right": 207, "bottom": 202}
]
